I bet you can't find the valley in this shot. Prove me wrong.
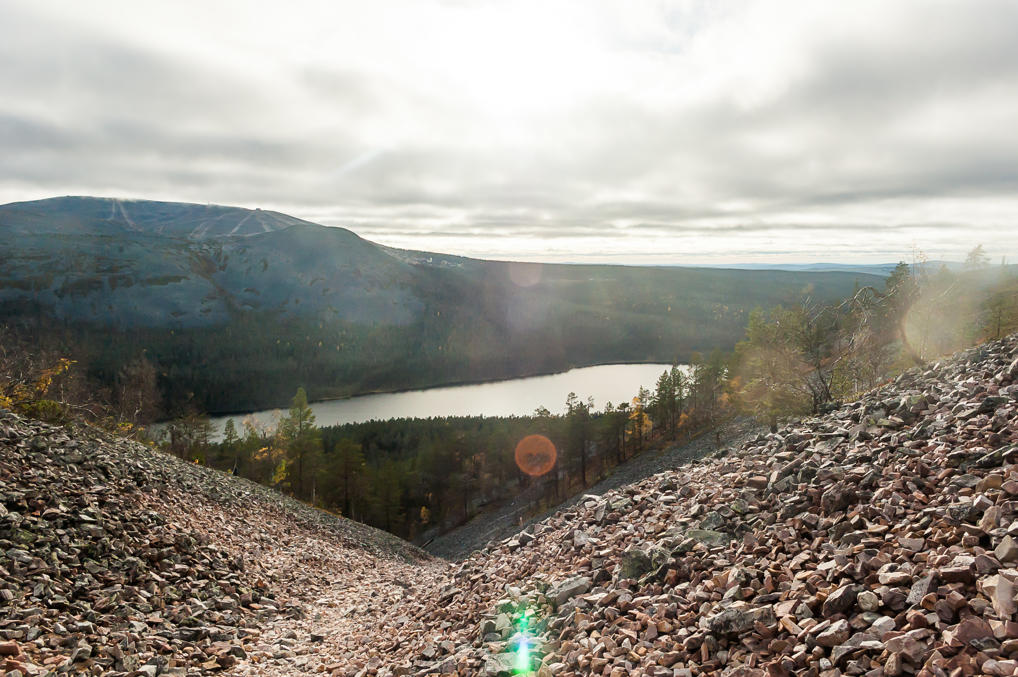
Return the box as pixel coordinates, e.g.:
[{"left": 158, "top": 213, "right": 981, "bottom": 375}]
[
  {"left": 0, "top": 197, "right": 879, "bottom": 417},
  {"left": 4, "top": 4, "right": 1018, "bottom": 675}
]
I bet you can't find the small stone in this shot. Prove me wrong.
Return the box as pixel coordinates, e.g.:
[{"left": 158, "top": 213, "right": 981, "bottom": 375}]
[
  {"left": 953, "top": 616, "right": 996, "bottom": 646},
  {"left": 907, "top": 574, "right": 938, "bottom": 606},
  {"left": 619, "top": 547, "right": 654, "bottom": 580},
  {"left": 820, "top": 486, "right": 858, "bottom": 515},
  {"left": 857, "top": 590, "right": 880, "bottom": 612},
  {"left": 980, "top": 575, "right": 1017, "bottom": 618},
  {"left": 822, "top": 585, "right": 858, "bottom": 617},
  {"left": 816, "top": 619, "right": 850, "bottom": 647},
  {"left": 685, "top": 529, "right": 732, "bottom": 546},
  {"left": 871, "top": 616, "right": 896, "bottom": 635},
  {"left": 996, "top": 536, "right": 1018, "bottom": 563},
  {"left": 884, "top": 652, "right": 903, "bottom": 676},
  {"left": 878, "top": 571, "right": 912, "bottom": 586},
  {"left": 898, "top": 537, "right": 925, "bottom": 552},
  {"left": 548, "top": 576, "right": 591, "bottom": 606},
  {"left": 484, "top": 653, "right": 517, "bottom": 676},
  {"left": 940, "top": 565, "right": 975, "bottom": 584},
  {"left": 707, "top": 605, "right": 777, "bottom": 635}
]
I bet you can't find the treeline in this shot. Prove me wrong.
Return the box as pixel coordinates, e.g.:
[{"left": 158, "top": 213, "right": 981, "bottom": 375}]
[
  {"left": 732, "top": 247, "right": 1018, "bottom": 430},
  {"left": 4, "top": 245, "right": 1015, "bottom": 543},
  {"left": 0, "top": 243, "right": 872, "bottom": 420},
  {"left": 181, "top": 247, "right": 1017, "bottom": 542},
  {"left": 173, "top": 355, "right": 732, "bottom": 541}
]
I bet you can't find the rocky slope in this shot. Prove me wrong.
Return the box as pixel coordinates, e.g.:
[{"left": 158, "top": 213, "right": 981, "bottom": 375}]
[
  {"left": 0, "top": 411, "right": 436, "bottom": 676},
  {"left": 5, "top": 333, "right": 1018, "bottom": 677},
  {"left": 329, "top": 334, "right": 1018, "bottom": 677},
  {"left": 425, "top": 419, "right": 763, "bottom": 562}
]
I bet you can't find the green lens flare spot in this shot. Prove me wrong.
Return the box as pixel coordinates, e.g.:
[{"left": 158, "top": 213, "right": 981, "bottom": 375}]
[{"left": 514, "top": 638, "right": 530, "bottom": 674}]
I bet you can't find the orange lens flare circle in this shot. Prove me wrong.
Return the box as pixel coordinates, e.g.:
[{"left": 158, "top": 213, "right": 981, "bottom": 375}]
[{"left": 514, "top": 434, "right": 557, "bottom": 477}]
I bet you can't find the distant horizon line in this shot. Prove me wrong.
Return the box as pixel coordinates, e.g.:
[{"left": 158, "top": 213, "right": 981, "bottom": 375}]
[{"left": 1, "top": 194, "right": 1008, "bottom": 269}]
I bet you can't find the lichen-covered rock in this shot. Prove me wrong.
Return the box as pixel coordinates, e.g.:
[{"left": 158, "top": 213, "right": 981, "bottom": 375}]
[
  {"left": 548, "top": 575, "right": 591, "bottom": 606},
  {"left": 707, "top": 605, "right": 777, "bottom": 636}
]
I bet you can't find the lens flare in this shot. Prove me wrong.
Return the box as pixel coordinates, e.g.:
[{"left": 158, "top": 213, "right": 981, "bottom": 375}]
[
  {"left": 514, "top": 434, "right": 557, "bottom": 477},
  {"left": 514, "top": 637, "right": 530, "bottom": 673},
  {"left": 508, "top": 262, "right": 542, "bottom": 287},
  {"left": 510, "top": 606, "right": 537, "bottom": 674}
]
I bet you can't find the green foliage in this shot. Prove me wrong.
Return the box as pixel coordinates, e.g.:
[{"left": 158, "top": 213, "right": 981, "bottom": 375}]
[
  {"left": 163, "top": 409, "right": 213, "bottom": 460},
  {"left": 981, "top": 280, "right": 1018, "bottom": 340},
  {"left": 191, "top": 360, "right": 737, "bottom": 542},
  {"left": 565, "top": 392, "right": 594, "bottom": 485},
  {"left": 734, "top": 310, "right": 805, "bottom": 430},
  {"left": 321, "top": 438, "right": 365, "bottom": 517},
  {"left": 276, "top": 387, "right": 323, "bottom": 497},
  {"left": 733, "top": 301, "right": 848, "bottom": 429},
  {"left": 0, "top": 353, "right": 75, "bottom": 414},
  {"left": 222, "top": 418, "right": 240, "bottom": 447},
  {"left": 650, "top": 368, "right": 680, "bottom": 439},
  {"left": 734, "top": 252, "right": 1018, "bottom": 429},
  {"left": 20, "top": 399, "right": 67, "bottom": 424}
]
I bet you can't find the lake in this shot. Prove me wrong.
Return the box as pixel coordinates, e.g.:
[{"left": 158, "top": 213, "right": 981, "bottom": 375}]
[{"left": 206, "top": 362, "right": 677, "bottom": 437}]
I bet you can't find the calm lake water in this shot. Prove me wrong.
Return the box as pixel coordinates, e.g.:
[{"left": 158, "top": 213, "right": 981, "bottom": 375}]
[{"left": 206, "top": 363, "right": 675, "bottom": 437}]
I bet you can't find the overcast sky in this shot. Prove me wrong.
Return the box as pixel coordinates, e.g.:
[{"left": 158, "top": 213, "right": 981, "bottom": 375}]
[{"left": 2, "top": 1, "right": 1017, "bottom": 263}]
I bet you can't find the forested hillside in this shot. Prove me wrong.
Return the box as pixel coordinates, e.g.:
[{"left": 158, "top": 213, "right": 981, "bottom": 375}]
[
  {"left": 177, "top": 253, "right": 1017, "bottom": 547},
  {"left": 0, "top": 196, "right": 878, "bottom": 418}
]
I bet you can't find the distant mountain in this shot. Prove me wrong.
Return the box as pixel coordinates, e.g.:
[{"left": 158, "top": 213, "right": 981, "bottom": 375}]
[
  {"left": 0, "top": 196, "right": 884, "bottom": 414},
  {"left": 0, "top": 197, "right": 422, "bottom": 328},
  {"left": 687, "top": 262, "right": 902, "bottom": 276},
  {"left": 688, "top": 262, "right": 970, "bottom": 276},
  {"left": 0, "top": 196, "right": 311, "bottom": 238}
]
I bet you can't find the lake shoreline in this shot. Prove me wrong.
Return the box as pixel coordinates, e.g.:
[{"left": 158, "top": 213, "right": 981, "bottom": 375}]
[
  {"left": 150, "top": 362, "right": 679, "bottom": 441},
  {"left": 174, "top": 359, "right": 682, "bottom": 422}
]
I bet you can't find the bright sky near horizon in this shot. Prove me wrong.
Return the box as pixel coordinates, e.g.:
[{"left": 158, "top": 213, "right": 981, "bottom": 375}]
[{"left": 1, "top": 1, "right": 1017, "bottom": 264}]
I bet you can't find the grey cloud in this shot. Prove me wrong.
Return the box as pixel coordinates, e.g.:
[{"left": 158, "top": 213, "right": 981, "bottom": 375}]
[
  {"left": 0, "top": 114, "right": 75, "bottom": 152},
  {"left": 1, "top": 1, "right": 1017, "bottom": 262}
]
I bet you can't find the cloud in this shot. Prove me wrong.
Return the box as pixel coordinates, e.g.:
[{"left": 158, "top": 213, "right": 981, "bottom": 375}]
[{"left": 1, "top": 0, "right": 1017, "bottom": 263}]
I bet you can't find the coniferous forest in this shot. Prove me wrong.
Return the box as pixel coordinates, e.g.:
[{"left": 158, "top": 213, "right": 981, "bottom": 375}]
[{"left": 140, "top": 253, "right": 1018, "bottom": 542}]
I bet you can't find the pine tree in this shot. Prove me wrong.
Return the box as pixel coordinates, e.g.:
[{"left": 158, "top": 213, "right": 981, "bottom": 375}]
[
  {"left": 565, "top": 392, "right": 592, "bottom": 486},
  {"left": 965, "top": 244, "right": 990, "bottom": 269},
  {"left": 328, "top": 438, "right": 365, "bottom": 517},
  {"left": 277, "top": 387, "right": 322, "bottom": 499},
  {"left": 222, "top": 418, "right": 241, "bottom": 474}
]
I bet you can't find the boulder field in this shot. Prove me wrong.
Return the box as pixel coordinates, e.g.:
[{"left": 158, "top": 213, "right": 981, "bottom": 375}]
[
  {"left": 0, "top": 408, "right": 435, "bottom": 676},
  {"left": 347, "top": 334, "right": 1018, "bottom": 677},
  {"left": 2, "top": 332, "right": 1018, "bottom": 677}
]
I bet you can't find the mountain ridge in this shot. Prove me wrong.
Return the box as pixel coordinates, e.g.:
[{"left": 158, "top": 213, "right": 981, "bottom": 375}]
[
  {"left": 0, "top": 195, "right": 328, "bottom": 239},
  {"left": 0, "top": 196, "right": 884, "bottom": 414}
]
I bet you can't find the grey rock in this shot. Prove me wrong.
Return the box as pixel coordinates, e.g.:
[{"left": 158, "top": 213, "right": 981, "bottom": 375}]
[
  {"left": 685, "top": 529, "right": 733, "bottom": 546},
  {"left": 548, "top": 576, "right": 591, "bottom": 606},
  {"left": 707, "top": 605, "right": 777, "bottom": 635}
]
